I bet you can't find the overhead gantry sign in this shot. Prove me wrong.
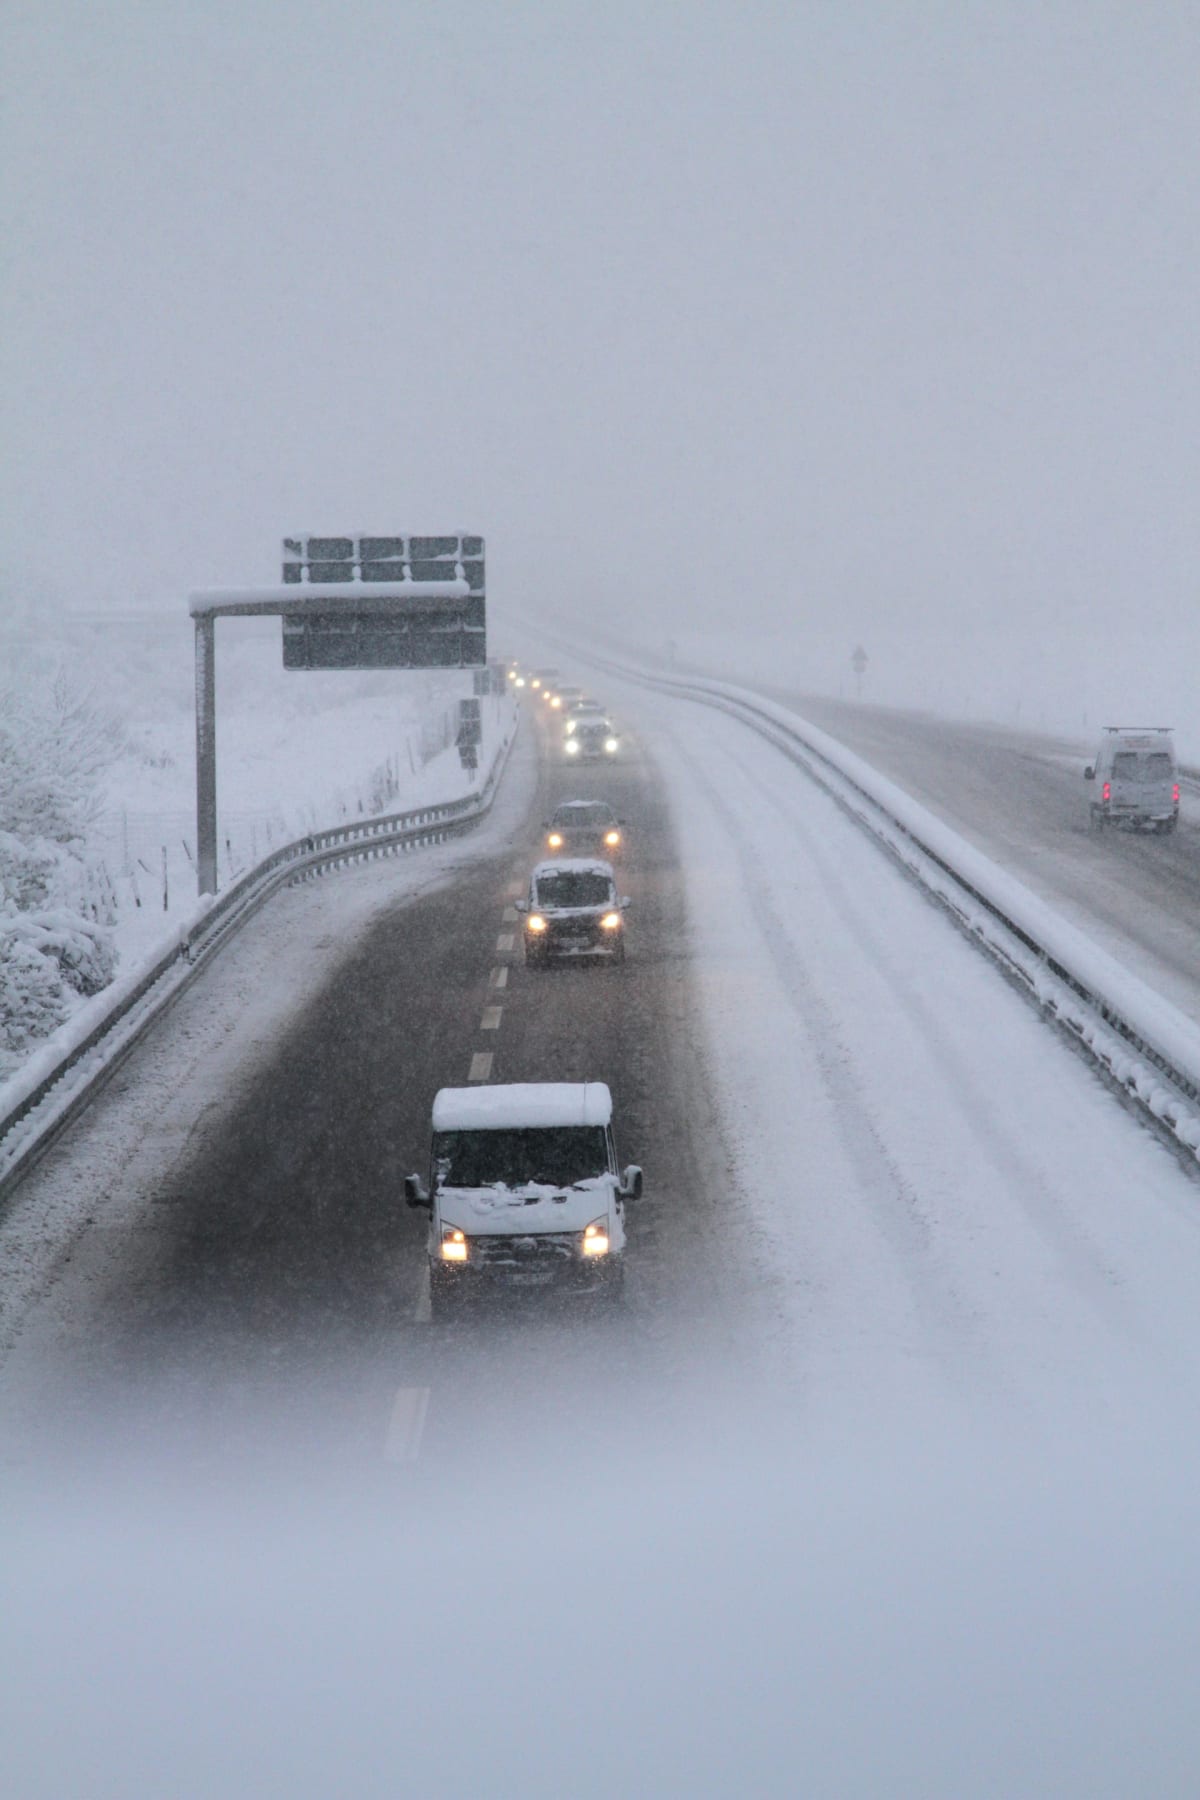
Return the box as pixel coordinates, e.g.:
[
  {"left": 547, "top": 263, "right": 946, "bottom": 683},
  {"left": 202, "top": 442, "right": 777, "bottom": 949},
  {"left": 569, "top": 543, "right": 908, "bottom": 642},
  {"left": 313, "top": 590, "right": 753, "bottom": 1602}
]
[{"left": 188, "top": 532, "right": 486, "bottom": 895}]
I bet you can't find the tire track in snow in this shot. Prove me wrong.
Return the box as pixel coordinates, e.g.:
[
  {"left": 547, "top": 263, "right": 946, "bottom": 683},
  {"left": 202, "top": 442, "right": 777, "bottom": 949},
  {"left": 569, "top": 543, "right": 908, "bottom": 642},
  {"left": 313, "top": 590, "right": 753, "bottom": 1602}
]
[
  {"left": 689, "top": 741, "right": 1002, "bottom": 1407},
  {"left": 716, "top": 729, "right": 1182, "bottom": 1375}
]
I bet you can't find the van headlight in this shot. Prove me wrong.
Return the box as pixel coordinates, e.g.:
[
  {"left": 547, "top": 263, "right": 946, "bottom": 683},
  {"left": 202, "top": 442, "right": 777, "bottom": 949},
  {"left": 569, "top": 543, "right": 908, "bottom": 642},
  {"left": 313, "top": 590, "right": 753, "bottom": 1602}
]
[
  {"left": 604, "top": 737, "right": 619, "bottom": 754},
  {"left": 547, "top": 832, "right": 564, "bottom": 848},
  {"left": 565, "top": 739, "right": 580, "bottom": 755},
  {"left": 599, "top": 911, "right": 622, "bottom": 931},
  {"left": 604, "top": 830, "right": 620, "bottom": 847},
  {"left": 582, "top": 1218, "right": 610, "bottom": 1257},
  {"left": 440, "top": 1226, "right": 469, "bottom": 1263},
  {"left": 526, "top": 913, "right": 547, "bottom": 933}
]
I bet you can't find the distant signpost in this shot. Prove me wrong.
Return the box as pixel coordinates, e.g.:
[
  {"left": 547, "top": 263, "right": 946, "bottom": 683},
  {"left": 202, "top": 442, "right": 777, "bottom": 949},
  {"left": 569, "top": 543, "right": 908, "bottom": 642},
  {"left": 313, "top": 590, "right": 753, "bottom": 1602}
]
[
  {"left": 188, "top": 532, "right": 486, "bottom": 895},
  {"left": 851, "top": 644, "right": 868, "bottom": 699}
]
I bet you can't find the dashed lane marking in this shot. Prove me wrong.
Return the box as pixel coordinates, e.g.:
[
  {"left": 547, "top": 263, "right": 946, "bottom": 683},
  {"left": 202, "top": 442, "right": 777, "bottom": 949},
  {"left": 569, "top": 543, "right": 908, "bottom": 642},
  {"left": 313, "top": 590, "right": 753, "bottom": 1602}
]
[
  {"left": 384, "top": 1386, "right": 431, "bottom": 1463},
  {"left": 481, "top": 1006, "right": 503, "bottom": 1030},
  {"left": 506, "top": 879, "right": 524, "bottom": 898},
  {"left": 413, "top": 1264, "right": 432, "bottom": 1324},
  {"left": 496, "top": 932, "right": 515, "bottom": 952},
  {"left": 489, "top": 965, "right": 509, "bottom": 990},
  {"left": 502, "top": 906, "right": 519, "bottom": 923},
  {"left": 469, "top": 1051, "right": 493, "bottom": 1082}
]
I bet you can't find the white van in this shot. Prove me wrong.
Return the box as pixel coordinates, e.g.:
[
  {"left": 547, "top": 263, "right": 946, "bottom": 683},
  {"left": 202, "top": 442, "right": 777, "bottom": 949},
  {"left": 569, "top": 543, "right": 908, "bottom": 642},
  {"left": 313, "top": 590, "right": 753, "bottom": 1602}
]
[
  {"left": 1085, "top": 727, "right": 1179, "bottom": 834},
  {"left": 405, "top": 1082, "right": 642, "bottom": 1316}
]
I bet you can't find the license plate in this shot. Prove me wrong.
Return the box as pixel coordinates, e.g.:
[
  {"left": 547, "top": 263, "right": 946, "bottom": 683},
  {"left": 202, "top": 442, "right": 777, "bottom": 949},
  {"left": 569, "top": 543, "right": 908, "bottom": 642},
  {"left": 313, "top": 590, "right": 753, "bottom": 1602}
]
[{"left": 509, "top": 1270, "right": 553, "bottom": 1286}]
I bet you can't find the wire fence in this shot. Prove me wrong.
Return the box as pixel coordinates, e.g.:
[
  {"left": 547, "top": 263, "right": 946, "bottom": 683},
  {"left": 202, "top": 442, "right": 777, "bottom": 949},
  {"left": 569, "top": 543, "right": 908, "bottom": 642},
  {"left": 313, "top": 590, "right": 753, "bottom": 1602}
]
[{"left": 77, "top": 709, "right": 460, "bottom": 924}]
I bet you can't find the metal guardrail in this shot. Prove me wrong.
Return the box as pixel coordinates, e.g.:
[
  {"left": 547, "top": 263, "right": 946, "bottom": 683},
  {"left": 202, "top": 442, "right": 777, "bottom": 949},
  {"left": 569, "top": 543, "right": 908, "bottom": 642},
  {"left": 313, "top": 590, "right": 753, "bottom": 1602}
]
[
  {"left": 0, "top": 711, "right": 519, "bottom": 1202},
  {"left": 576, "top": 652, "right": 1200, "bottom": 1167}
]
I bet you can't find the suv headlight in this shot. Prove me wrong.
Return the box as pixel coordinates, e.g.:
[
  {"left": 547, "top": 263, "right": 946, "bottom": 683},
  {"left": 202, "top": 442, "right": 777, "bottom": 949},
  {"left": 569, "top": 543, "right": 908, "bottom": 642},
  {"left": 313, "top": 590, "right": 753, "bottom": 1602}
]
[
  {"left": 582, "top": 1218, "right": 610, "bottom": 1257},
  {"left": 604, "top": 830, "right": 620, "bottom": 847},
  {"left": 565, "top": 739, "right": 580, "bottom": 755},
  {"left": 600, "top": 911, "right": 622, "bottom": 931},
  {"left": 440, "top": 1225, "right": 468, "bottom": 1263},
  {"left": 526, "top": 913, "right": 547, "bottom": 933},
  {"left": 547, "top": 832, "right": 563, "bottom": 848},
  {"left": 604, "top": 737, "right": 619, "bottom": 754}
]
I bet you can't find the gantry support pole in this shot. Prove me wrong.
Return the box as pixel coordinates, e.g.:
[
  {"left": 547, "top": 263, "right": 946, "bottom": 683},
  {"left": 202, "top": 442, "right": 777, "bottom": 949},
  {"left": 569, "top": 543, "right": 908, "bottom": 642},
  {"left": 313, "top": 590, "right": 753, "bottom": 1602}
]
[{"left": 194, "top": 611, "right": 218, "bottom": 895}]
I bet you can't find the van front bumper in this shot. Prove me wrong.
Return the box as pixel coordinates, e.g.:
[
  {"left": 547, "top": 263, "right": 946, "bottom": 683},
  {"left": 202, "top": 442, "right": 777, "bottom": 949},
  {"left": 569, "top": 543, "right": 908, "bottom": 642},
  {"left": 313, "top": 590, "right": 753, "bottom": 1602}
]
[{"left": 430, "top": 1234, "right": 623, "bottom": 1300}]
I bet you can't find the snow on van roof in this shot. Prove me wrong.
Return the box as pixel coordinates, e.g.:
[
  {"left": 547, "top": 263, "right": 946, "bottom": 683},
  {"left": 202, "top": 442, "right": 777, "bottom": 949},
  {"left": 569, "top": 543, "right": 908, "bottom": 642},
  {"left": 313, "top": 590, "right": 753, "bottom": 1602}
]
[{"left": 432, "top": 1083, "right": 613, "bottom": 1131}]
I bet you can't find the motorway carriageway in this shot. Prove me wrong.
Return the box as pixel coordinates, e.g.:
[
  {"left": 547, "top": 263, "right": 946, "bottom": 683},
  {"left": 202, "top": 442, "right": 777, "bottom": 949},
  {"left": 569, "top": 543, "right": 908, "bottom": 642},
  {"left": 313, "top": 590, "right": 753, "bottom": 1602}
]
[{"left": 2, "top": 684, "right": 1200, "bottom": 1473}]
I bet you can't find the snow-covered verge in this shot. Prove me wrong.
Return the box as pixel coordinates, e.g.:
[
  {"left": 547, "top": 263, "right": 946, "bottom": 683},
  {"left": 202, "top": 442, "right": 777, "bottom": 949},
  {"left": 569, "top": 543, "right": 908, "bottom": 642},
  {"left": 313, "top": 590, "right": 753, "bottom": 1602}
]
[
  {"left": 0, "top": 694, "right": 517, "bottom": 1196},
  {"left": 0, "top": 602, "right": 498, "bottom": 1083}
]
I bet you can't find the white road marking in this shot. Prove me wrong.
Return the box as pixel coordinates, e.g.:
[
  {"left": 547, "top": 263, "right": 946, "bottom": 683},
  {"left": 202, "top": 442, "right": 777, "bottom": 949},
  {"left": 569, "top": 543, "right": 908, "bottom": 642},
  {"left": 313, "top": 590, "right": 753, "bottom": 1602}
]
[
  {"left": 384, "top": 1385, "right": 430, "bottom": 1464},
  {"left": 502, "top": 906, "right": 519, "bottom": 923},
  {"left": 468, "top": 1051, "right": 493, "bottom": 1081},
  {"left": 413, "top": 1263, "right": 432, "bottom": 1324},
  {"left": 506, "top": 878, "right": 524, "bottom": 898},
  {"left": 489, "top": 966, "right": 509, "bottom": 989},
  {"left": 496, "top": 931, "right": 515, "bottom": 952},
  {"left": 481, "top": 1006, "right": 503, "bottom": 1030}
]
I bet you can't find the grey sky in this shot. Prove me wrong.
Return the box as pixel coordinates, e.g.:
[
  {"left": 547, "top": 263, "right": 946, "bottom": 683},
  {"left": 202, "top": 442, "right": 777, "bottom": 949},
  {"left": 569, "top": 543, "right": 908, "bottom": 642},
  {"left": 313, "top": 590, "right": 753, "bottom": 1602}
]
[{"left": 2, "top": 1, "right": 1197, "bottom": 646}]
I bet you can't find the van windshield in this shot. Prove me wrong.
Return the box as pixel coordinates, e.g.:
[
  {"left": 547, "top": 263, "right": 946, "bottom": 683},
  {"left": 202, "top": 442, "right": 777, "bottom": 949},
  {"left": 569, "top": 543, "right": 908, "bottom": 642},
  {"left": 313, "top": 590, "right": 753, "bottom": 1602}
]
[{"left": 433, "top": 1126, "right": 608, "bottom": 1188}]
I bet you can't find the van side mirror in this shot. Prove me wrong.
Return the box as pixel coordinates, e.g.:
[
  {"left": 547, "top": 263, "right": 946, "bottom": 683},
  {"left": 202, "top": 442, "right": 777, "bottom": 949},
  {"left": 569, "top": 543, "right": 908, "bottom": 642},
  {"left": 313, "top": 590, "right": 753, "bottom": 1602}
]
[
  {"left": 620, "top": 897, "right": 632, "bottom": 909},
  {"left": 514, "top": 899, "right": 529, "bottom": 914},
  {"left": 404, "top": 1173, "right": 431, "bottom": 1209},
  {"left": 1084, "top": 766, "right": 1095, "bottom": 781},
  {"left": 619, "top": 1165, "right": 643, "bottom": 1200}
]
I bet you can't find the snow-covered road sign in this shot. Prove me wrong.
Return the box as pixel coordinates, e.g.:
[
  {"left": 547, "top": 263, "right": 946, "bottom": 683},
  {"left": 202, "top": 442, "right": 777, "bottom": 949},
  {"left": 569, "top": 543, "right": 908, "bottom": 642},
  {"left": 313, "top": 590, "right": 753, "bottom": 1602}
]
[{"left": 279, "top": 534, "right": 485, "bottom": 669}]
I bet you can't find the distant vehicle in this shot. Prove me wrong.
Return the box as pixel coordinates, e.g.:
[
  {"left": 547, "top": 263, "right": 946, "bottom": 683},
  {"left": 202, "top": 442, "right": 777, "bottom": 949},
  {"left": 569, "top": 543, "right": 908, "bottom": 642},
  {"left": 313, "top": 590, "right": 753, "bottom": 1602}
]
[
  {"left": 555, "top": 686, "right": 586, "bottom": 708},
  {"left": 405, "top": 1082, "right": 642, "bottom": 1313},
  {"left": 544, "top": 800, "right": 624, "bottom": 858},
  {"left": 565, "top": 715, "right": 620, "bottom": 759},
  {"left": 563, "top": 701, "right": 605, "bottom": 736},
  {"left": 1085, "top": 728, "right": 1179, "bottom": 833},
  {"left": 527, "top": 667, "right": 559, "bottom": 692},
  {"left": 516, "top": 858, "right": 629, "bottom": 964}
]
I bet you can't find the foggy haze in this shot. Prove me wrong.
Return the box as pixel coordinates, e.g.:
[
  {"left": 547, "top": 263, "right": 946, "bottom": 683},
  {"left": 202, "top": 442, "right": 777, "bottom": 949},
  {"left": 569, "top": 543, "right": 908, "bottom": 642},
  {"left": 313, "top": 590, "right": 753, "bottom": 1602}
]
[{"left": 3, "top": 1, "right": 1198, "bottom": 705}]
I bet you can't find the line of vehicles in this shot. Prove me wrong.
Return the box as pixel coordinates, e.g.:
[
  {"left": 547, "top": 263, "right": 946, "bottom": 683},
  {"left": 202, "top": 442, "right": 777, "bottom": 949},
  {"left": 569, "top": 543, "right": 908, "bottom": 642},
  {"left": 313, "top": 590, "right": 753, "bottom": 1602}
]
[{"left": 406, "top": 662, "right": 642, "bottom": 1318}]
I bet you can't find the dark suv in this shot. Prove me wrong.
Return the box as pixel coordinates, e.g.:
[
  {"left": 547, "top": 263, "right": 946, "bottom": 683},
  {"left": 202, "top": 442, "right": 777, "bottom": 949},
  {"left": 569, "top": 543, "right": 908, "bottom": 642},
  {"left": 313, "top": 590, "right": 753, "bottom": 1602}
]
[{"left": 543, "top": 800, "right": 624, "bottom": 859}]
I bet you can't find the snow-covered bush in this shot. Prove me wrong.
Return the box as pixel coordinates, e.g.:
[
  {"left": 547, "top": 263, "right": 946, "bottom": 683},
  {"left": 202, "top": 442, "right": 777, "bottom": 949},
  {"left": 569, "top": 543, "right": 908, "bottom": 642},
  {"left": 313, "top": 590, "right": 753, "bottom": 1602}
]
[
  {"left": 0, "top": 675, "right": 121, "bottom": 1077},
  {"left": 0, "top": 931, "right": 68, "bottom": 1071}
]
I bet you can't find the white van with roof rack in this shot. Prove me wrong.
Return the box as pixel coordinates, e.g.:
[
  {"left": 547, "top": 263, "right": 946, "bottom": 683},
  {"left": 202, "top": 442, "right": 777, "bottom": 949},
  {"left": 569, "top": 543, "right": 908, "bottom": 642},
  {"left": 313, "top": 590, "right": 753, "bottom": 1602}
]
[
  {"left": 405, "top": 1082, "right": 642, "bottom": 1316},
  {"left": 1085, "top": 727, "right": 1179, "bottom": 834}
]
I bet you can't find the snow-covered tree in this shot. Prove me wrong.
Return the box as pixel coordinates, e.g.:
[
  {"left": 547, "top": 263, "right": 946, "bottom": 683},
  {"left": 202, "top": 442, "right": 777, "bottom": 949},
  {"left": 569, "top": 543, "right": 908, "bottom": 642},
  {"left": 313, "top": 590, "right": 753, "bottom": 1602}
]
[{"left": 0, "top": 675, "right": 121, "bottom": 1078}]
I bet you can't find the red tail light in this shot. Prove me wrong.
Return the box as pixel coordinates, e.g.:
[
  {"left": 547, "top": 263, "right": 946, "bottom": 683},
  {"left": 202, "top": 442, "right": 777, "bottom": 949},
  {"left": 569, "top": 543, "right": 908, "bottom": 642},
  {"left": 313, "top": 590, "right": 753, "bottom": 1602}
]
[
  {"left": 1173, "top": 783, "right": 1180, "bottom": 804},
  {"left": 1102, "top": 781, "right": 1111, "bottom": 802}
]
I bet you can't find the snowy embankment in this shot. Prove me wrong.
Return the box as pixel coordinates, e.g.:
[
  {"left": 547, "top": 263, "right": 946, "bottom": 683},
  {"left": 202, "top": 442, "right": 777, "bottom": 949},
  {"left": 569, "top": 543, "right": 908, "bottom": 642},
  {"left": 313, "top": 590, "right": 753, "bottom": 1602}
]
[
  {"left": 1, "top": 601, "right": 515, "bottom": 1163},
  {"left": 1, "top": 606, "right": 496, "bottom": 1077}
]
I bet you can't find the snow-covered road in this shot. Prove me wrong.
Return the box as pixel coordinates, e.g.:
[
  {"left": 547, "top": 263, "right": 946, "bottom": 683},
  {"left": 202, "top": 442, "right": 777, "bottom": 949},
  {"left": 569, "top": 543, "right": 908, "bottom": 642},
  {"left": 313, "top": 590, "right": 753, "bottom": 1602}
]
[
  {"left": 6, "top": 679, "right": 1200, "bottom": 1799},
  {"left": 613, "top": 675, "right": 1200, "bottom": 1431}
]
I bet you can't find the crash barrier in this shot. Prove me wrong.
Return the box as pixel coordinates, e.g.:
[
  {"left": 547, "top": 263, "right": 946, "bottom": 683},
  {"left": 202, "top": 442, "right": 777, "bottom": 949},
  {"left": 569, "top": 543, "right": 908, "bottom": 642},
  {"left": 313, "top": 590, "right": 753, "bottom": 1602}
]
[
  {"left": 584, "top": 653, "right": 1200, "bottom": 1166},
  {"left": 0, "top": 708, "right": 519, "bottom": 1203}
]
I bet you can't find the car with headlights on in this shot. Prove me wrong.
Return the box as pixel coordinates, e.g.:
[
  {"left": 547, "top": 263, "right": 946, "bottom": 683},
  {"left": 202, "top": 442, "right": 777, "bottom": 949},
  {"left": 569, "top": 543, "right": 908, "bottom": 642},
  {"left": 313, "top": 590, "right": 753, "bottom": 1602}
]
[
  {"left": 404, "top": 1081, "right": 642, "bottom": 1313},
  {"left": 543, "top": 800, "right": 624, "bottom": 859},
  {"left": 564, "top": 714, "right": 620, "bottom": 760},
  {"left": 516, "top": 858, "right": 629, "bottom": 964}
]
